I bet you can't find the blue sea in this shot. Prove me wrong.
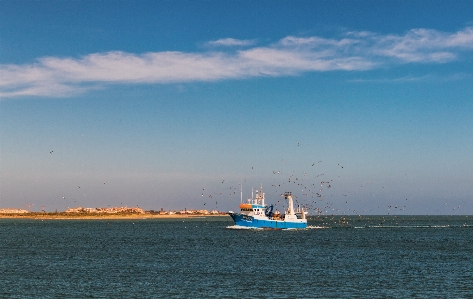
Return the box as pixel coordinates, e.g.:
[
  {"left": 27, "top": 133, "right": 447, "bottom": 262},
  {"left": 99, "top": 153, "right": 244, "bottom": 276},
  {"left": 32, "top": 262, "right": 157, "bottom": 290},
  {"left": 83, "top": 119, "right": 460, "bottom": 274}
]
[{"left": 1, "top": 216, "right": 472, "bottom": 298}]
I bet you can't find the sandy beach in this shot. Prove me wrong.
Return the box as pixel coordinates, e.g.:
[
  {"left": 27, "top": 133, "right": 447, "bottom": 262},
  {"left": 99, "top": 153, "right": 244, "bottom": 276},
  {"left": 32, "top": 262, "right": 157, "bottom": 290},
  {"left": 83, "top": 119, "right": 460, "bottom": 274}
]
[{"left": 0, "top": 213, "right": 230, "bottom": 220}]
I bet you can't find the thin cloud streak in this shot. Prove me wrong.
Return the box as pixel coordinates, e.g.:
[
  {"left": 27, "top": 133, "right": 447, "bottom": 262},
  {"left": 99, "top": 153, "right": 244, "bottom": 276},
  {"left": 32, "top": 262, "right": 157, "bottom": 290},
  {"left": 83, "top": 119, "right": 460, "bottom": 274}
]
[
  {"left": 205, "top": 38, "right": 257, "bottom": 47},
  {"left": 349, "top": 73, "right": 472, "bottom": 83},
  {"left": 349, "top": 74, "right": 435, "bottom": 83},
  {"left": 1, "top": 27, "right": 472, "bottom": 98}
]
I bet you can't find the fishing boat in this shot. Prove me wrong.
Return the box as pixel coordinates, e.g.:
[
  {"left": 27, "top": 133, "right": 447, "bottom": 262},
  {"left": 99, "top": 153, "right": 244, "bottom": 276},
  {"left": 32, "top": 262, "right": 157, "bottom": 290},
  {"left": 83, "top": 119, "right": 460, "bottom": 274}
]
[{"left": 228, "top": 186, "right": 307, "bottom": 229}]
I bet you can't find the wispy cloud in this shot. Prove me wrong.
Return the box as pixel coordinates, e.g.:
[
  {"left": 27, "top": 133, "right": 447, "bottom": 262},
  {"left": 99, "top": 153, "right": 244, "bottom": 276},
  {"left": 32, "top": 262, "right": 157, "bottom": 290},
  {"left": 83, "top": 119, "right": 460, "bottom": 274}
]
[
  {"left": 369, "top": 28, "right": 473, "bottom": 63},
  {"left": 349, "top": 73, "right": 471, "bottom": 83},
  {"left": 349, "top": 74, "right": 434, "bottom": 83},
  {"left": 205, "top": 38, "right": 257, "bottom": 47},
  {"left": 1, "top": 27, "right": 472, "bottom": 98}
]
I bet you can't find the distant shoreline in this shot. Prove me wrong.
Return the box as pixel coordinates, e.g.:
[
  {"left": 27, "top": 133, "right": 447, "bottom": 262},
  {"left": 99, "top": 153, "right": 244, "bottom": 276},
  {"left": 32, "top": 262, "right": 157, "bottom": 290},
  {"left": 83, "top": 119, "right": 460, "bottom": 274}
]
[
  {"left": 0, "top": 213, "right": 230, "bottom": 220},
  {"left": 1, "top": 214, "right": 470, "bottom": 220}
]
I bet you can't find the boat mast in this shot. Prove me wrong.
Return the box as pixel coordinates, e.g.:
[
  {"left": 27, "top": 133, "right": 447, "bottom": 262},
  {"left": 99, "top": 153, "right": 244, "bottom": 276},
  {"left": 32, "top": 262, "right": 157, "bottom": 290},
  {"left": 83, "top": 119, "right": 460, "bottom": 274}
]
[
  {"left": 240, "top": 179, "right": 242, "bottom": 204},
  {"left": 260, "top": 184, "right": 264, "bottom": 206}
]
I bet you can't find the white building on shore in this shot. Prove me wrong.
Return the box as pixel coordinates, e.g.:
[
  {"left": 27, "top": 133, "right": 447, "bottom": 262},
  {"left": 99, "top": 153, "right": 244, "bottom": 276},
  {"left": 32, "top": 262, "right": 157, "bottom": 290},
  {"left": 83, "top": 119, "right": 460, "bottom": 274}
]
[
  {"left": 0, "top": 208, "right": 29, "bottom": 214},
  {"left": 65, "top": 206, "right": 144, "bottom": 214}
]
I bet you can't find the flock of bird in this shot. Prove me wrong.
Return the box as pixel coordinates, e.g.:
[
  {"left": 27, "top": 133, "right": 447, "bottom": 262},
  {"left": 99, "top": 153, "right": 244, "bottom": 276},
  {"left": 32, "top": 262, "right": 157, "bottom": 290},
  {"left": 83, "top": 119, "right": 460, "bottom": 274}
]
[
  {"left": 197, "top": 141, "right": 415, "bottom": 216},
  {"left": 200, "top": 161, "right": 413, "bottom": 215},
  {"left": 47, "top": 144, "right": 462, "bottom": 214}
]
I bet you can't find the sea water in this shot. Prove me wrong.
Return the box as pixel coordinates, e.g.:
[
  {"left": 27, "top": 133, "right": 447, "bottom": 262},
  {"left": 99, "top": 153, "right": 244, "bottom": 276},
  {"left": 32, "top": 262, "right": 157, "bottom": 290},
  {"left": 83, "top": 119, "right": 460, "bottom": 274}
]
[{"left": 1, "top": 216, "right": 472, "bottom": 298}]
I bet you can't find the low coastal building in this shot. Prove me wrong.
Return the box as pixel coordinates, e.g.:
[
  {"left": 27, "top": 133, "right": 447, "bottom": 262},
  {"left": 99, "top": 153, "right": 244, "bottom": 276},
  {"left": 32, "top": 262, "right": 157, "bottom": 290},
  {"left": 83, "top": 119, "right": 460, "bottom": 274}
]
[{"left": 65, "top": 206, "right": 145, "bottom": 214}]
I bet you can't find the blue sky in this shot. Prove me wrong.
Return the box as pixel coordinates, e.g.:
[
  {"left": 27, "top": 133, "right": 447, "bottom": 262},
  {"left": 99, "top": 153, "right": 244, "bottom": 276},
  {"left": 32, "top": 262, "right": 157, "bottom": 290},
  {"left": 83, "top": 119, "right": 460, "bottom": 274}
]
[{"left": 1, "top": 1, "right": 472, "bottom": 214}]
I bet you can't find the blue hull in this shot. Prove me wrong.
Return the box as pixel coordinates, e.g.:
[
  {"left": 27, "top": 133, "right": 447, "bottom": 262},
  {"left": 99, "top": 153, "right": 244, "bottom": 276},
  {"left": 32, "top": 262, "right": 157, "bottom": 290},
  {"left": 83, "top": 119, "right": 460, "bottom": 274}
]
[{"left": 229, "top": 213, "right": 307, "bottom": 229}]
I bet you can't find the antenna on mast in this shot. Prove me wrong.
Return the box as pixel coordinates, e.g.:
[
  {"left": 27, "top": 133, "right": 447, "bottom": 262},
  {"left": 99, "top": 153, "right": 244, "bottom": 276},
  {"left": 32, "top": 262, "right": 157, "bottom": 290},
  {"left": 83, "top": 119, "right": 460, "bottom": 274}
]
[{"left": 240, "top": 179, "right": 242, "bottom": 204}]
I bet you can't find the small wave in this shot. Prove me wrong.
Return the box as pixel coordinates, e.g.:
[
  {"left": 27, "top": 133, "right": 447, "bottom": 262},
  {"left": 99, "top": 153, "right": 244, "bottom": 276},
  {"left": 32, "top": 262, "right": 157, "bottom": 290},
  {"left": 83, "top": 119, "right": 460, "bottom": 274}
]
[
  {"left": 226, "top": 225, "right": 261, "bottom": 230},
  {"left": 353, "top": 225, "right": 465, "bottom": 229},
  {"left": 306, "top": 225, "right": 329, "bottom": 229}
]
